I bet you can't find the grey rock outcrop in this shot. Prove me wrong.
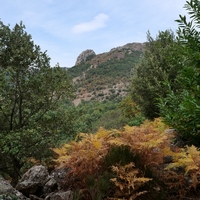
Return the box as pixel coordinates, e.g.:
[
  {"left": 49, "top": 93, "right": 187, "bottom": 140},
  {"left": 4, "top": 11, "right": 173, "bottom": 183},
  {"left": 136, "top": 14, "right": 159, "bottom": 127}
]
[
  {"left": 15, "top": 165, "right": 69, "bottom": 199},
  {"left": 43, "top": 178, "right": 57, "bottom": 195},
  {"left": 75, "top": 49, "right": 95, "bottom": 65},
  {"left": 0, "top": 175, "right": 28, "bottom": 200},
  {"left": 45, "top": 191, "right": 73, "bottom": 200},
  {"left": 16, "top": 165, "right": 50, "bottom": 197}
]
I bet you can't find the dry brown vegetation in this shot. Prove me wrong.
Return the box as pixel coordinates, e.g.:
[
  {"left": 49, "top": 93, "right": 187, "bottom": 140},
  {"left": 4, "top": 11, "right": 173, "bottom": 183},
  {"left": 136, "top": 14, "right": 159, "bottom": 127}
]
[{"left": 53, "top": 118, "right": 200, "bottom": 199}]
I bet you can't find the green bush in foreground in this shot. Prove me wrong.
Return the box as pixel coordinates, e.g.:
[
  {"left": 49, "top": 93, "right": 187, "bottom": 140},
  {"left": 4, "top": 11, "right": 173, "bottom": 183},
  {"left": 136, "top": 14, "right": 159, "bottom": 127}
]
[{"left": 159, "top": 0, "right": 200, "bottom": 145}]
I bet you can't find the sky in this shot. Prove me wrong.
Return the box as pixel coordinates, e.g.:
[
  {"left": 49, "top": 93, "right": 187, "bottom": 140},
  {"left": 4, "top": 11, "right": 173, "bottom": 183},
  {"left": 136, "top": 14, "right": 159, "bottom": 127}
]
[{"left": 0, "top": 0, "right": 187, "bottom": 68}]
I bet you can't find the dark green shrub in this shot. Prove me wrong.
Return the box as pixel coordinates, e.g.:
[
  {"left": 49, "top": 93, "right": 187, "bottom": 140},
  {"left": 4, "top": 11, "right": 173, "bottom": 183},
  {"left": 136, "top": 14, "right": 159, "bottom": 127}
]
[
  {"left": 159, "top": 0, "right": 200, "bottom": 145},
  {"left": 0, "top": 195, "right": 18, "bottom": 200},
  {"left": 131, "top": 30, "right": 182, "bottom": 120}
]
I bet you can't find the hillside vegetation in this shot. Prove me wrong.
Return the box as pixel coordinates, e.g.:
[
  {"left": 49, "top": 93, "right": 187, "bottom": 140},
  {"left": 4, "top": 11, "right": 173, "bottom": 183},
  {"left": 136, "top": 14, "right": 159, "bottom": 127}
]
[
  {"left": 0, "top": 0, "right": 200, "bottom": 199},
  {"left": 54, "top": 118, "right": 200, "bottom": 199},
  {"left": 51, "top": 1, "right": 200, "bottom": 198},
  {"left": 68, "top": 43, "right": 144, "bottom": 105}
]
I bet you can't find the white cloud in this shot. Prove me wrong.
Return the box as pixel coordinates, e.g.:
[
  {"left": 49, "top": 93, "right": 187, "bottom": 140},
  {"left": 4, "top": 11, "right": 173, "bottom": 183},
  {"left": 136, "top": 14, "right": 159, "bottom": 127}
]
[
  {"left": 0, "top": 0, "right": 188, "bottom": 67},
  {"left": 71, "top": 13, "right": 109, "bottom": 34}
]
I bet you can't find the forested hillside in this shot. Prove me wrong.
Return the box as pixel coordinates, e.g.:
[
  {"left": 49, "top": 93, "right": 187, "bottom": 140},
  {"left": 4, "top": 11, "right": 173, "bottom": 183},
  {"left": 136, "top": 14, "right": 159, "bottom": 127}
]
[
  {"left": 1, "top": 0, "right": 200, "bottom": 199},
  {"left": 67, "top": 43, "right": 144, "bottom": 105}
]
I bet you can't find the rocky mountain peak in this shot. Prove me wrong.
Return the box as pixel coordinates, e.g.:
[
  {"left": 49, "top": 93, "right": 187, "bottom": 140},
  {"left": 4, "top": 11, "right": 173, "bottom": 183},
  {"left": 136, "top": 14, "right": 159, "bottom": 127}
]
[
  {"left": 75, "top": 49, "right": 96, "bottom": 65},
  {"left": 69, "top": 42, "right": 145, "bottom": 106},
  {"left": 110, "top": 42, "right": 145, "bottom": 52}
]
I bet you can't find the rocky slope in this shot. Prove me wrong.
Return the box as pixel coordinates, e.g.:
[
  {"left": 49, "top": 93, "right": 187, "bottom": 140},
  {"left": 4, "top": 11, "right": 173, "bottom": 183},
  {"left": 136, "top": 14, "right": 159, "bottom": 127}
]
[
  {"left": 75, "top": 49, "right": 96, "bottom": 65},
  {"left": 68, "top": 42, "right": 145, "bottom": 105},
  {"left": 0, "top": 165, "right": 72, "bottom": 200}
]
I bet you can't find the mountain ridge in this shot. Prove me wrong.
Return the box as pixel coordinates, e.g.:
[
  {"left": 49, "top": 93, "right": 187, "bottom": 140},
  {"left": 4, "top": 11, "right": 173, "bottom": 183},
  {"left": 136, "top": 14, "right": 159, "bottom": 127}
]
[
  {"left": 74, "top": 42, "right": 145, "bottom": 67},
  {"left": 68, "top": 42, "right": 145, "bottom": 105}
]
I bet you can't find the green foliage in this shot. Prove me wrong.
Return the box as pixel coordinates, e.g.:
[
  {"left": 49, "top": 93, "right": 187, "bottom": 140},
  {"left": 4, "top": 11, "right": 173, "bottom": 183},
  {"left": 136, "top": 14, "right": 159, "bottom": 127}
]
[
  {"left": 72, "top": 98, "right": 145, "bottom": 134},
  {"left": 104, "top": 145, "right": 138, "bottom": 167},
  {"left": 84, "top": 51, "right": 141, "bottom": 86},
  {"left": 92, "top": 109, "right": 127, "bottom": 131},
  {"left": 159, "top": 0, "right": 200, "bottom": 145},
  {"left": 67, "top": 63, "right": 91, "bottom": 79},
  {"left": 131, "top": 30, "right": 182, "bottom": 120},
  {"left": 68, "top": 50, "right": 142, "bottom": 96},
  {"left": 0, "top": 21, "right": 74, "bottom": 184},
  {"left": 85, "top": 171, "right": 113, "bottom": 200},
  {"left": 72, "top": 100, "right": 123, "bottom": 133},
  {"left": 85, "top": 54, "right": 96, "bottom": 62},
  {"left": 0, "top": 195, "right": 18, "bottom": 200},
  {"left": 120, "top": 95, "right": 145, "bottom": 126}
]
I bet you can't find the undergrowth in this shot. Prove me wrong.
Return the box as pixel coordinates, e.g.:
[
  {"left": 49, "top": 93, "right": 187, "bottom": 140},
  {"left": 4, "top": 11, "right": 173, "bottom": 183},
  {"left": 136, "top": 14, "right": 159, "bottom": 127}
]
[{"left": 53, "top": 118, "right": 200, "bottom": 199}]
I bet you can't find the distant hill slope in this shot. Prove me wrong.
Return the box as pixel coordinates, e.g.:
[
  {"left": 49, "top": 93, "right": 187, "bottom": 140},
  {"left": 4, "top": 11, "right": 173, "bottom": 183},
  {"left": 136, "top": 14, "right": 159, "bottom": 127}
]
[{"left": 67, "top": 42, "right": 145, "bottom": 105}]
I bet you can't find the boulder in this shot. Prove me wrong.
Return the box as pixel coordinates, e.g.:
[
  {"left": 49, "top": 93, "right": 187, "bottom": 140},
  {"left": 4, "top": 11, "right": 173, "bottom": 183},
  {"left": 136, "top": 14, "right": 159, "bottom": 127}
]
[
  {"left": 0, "top": 175, "right": 28, "bottom": 200},
  {"left": 16, "top": 165, "right": 50, "bottom": 197},
  {"left": 15, "top": 166, "right": 70, "bottom": 199},
  {"left": 49, "top": 168, "right": 69, "bottom": 190},
  {"left": 45, "top": 191, "right": 73, "bottom": 200},
  {"left": 43, "top": 177, "right": 57, "bottom": 195},
  {"left": 29, "top": 194, "right": 43, "bottom": 200}
]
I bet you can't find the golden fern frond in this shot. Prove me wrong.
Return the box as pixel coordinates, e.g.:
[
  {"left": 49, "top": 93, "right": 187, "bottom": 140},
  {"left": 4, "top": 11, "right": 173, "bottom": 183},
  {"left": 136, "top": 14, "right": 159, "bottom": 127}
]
[
  {"left": 109, "top": 138, "right": 128, "bottom": 147},
  {"left": 96, "top": 127, "right": 113, "bottom": 138},
  {"left": 133, "top": 177, "right": 152, "bottom": 183},
  {"left": 111, "top": 162, "right": 152, "bottom": 199},
  {"left": 123, "top": 125, "right": 136, "bottom": 133},
  {"left": 164, "top": 145, "right": 200, "bottom": 174},
  {"left": 141, "top": 118, "right": 169, "bottom": 132},
  {"left": 186, "top": 145, "right": 200, "bottom": 163},
  {"left": 27, "top": 157, "right": 41, "bottom": 165},
  {"left": 164, "top": 144, "right": 200, "bottom": 191},
  {"left": 161, "top": 170, "right": 186, "bottom": 193},
  {"left": 53, "top": 146, "right": 68, "bottom": 156},
  {"left": 139, "top": 133, "right": 167, "bottom": 149},
  {"left": 130, "top": 191, "right": 148, "bottom": 200}
]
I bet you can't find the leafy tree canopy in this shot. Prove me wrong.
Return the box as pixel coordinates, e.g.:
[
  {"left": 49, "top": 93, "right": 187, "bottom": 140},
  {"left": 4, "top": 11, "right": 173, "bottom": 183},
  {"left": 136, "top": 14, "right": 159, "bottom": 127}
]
[
  {"left": 131, "top": 30, "right": 182, "bottom": 120},
  {"left": 159, "top": 0, "right": 200, "bottom": 145},
  {"left": 0, "top": 21, "right": 74, "bottom": 184}
]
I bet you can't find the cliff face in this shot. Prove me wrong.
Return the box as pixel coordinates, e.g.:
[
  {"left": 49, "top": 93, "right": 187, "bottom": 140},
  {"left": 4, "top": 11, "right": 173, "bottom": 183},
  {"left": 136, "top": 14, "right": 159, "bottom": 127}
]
[
  {"left": 69, "top": 42, "right": 145, "bottom": 105},
  {"left": 75, "top": 49, "right": 96, "bottom": 65}
]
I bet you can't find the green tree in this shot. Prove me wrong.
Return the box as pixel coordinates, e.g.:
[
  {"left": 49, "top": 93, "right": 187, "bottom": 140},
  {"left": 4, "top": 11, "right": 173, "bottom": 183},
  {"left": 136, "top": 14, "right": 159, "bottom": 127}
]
[
  {"left": 73, "top": 100, "right": 119, "bottom": 133},
  {"left": 131, "top": 30, "right": 182, "bottom": 120},
  {"left": 119, "top": 95, "right": 145, "bottom": 126},
  {"left": 159, "top": 0, "right": 200, "bottom": 145},
  {"left": 92, "top": 108, "right": 127, "bottom": 131},
  {"left": 0, "top": 21, "right": 74, "bottom": 184}
]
